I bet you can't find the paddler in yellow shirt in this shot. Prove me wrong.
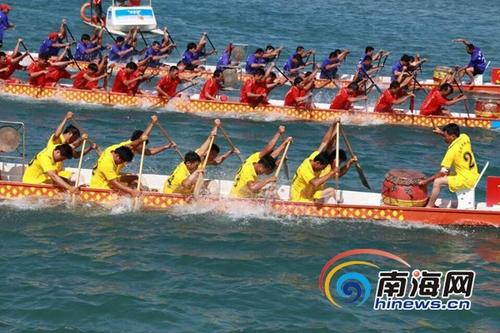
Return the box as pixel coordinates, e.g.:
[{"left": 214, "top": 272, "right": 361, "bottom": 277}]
[
  {"left": 419, "top": 123, "right": 480, "bottom": 208},
  {"left": 90, "top": 144, "right": 140, "bottom": 196},
  {"left": 290, "top": 121, "right": 357, "bottom": 203},
  {"left": 47, "top": 112, "right": 97, "bottom": 181},
  {"left": 230, "top": 125, "right": 292, "bottom": 198},
  {"left": 163, "top": 151, "right": 203, "bottom": 195},
  {"left": 22, "top": 143, "right": 79, "bottom": 193},
  {"left": 195, "top": 119, "right": 240, "bottom": 166}
]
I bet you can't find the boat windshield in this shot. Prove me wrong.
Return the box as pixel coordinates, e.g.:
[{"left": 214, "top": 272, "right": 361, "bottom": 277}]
[{"left": 112, "top": 0, "right": 152, "bottom": 7}]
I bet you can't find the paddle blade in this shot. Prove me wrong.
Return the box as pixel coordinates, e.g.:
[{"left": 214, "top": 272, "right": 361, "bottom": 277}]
[{"left": 355, "top": 163, "right": 371, "bottom": 190}]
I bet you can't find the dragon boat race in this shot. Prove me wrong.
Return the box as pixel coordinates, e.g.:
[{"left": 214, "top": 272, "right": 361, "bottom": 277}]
[{"left": 0, "top": 0, "right": 498, "bottom": 331}]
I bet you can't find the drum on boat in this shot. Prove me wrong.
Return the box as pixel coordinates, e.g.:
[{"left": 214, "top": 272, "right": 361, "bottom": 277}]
[
  {"left": 382, "top": 169, "right": 428, "bottom": 207},
  {"left": 433, "top": 66, "right": 453, "bottom": 83},
  {"left": 475, "top": 98, "right": 500, "bottom": 118}
]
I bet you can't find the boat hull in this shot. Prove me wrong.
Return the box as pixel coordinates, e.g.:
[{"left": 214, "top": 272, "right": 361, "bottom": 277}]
[
  {"left": 2, "top": 83, "right": 499, "bottom": 130},
  {"left": 0, "top": 181, "right": 498, "bottom": 227}
]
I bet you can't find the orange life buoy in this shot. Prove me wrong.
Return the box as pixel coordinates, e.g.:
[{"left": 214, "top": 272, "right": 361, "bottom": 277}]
[{"left": 80, "top": 2, "right": 92, "bottom": 23}]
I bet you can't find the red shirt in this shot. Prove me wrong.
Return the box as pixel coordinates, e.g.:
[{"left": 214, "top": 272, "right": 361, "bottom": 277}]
[
  {"left": 45, "top": 66, "right": 71, "bottom": 86},
  {"left": 420, "top": 88, "right": 448, "bottom": 116},
  {"left": 200, "top": 78, "right": 221, "bottom": 100},
  {"left": 374, "top": 89, "right": 397, "bottom": 113},
  {"left": 0, "top": 57, "right": 21, "bottom": 80},
  {"left": 112, "top": 68, "right": 135, "bottom": 94},
  {"left": 330, "top": 88, "right": 355, "bottom": 110},
  {"left": 157, "top": 75, "right": 181, "bottom": 97},
  {"left": 28, "top": 62, "right": 48, "bottom": 87},
  {"left": 240, "top": 78, "right": 255, "bottom": 103},
  {"left": 284, "top": 86, "right": 303, "bottom": 107},
  {"left": 127, "top": 70, "right": 146, "bottom": 95},
  {"left": 73, "top": 69, "right": 98, "bottom": 90}
]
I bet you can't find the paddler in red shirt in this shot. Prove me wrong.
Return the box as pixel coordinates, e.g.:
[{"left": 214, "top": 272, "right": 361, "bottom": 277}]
[
  {"left": 112, "top": 62, "right": 147, "bottom": 95},
  {"left": 419, "top": 83, "right": 467, "bottom": 116},
  {"left": 28, "top": 54, "right": 50, "bottom": 87},
  {"left": 240, "top": 68, "right": 267, "bottom": 104},
  {"left": 284, "top": 77, "right": 311, "bottom": 107},
  {"left": 0, "top": 39, "right": 27, "bottom": 83},
  {"left": 44, "top": 56, "right": 79, "bottom": 87},
  {"left": 73, "top": 63, "right": 108, "bottom": 90},
  {"left": 156, "top": 65, "right": 192, "bottom": 100},
  {"left": 374, "top": 81, "right": 414, "bottom": 113},
  {"left": 199, "top": 69, "right": 224, "bottom": 101},
  {"left": 329, "top": 82, "right": 367, "bottom": 110}
]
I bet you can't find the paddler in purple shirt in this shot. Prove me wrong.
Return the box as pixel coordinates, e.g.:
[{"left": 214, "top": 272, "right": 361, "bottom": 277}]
[
  {"left": 320, "top": 49, "right": 349, "bottom": 80},
  {"left": 357, "top": 46, "right": 385, "bottom": 65},
  {"left": 353, "top": 55, "right": 380, "bottom": 84},
  {"left": 74, "top": 33, "right": 102, "bottom": 62},
  {"left": 109, "top": 36, "right": 134, "bottom": 63},
  {"left": 182, "top": 33, "right": 215, "bottom": 71},
  {"left": 391, "top": 54, "right": 411, "bottom": 82},
  {"left": 283, "top": 46, "right": 314, "bottom": 76},
  {"left": 453, "top": 38, "right": 487, "bottom": 85},
  {"left": 140, "top": 41, "right": 171, "bottom": 68},
  {"left": 263, "top": 45, "right": 282, "bottom": 64},
  {"left": 245, "top": 48, "right": 266, "bottom": 74},
  {"left": 38, "top": 20, "right": 70, "bottom": 58},
  {"left": 0, "top": 4, "right": 14, "bottom": 49},
  {"left": 216, "top": 43, "right": 233, "bottom": 71}
]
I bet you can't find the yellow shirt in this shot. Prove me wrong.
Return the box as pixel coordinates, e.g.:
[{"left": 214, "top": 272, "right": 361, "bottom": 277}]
[
  {"left": 230, "top": 152, "right": 260, "bottom": 198},
  {"left": 22, "top": 147, "right": 59, "bottom": 184},
  {"left": 90, "top": 150, "right": 122, "bottom": 189},
  {"left": 441, "top": 133, "right": 479, "bottom": 190},
  {"left": 46, "top": 134, "right": 66, "bottom": 151},
  {"left": 163, "top": 162, "right": 193, "bottom": 194},
  {"left": 101, "top": 140, "right": 133, "bottom": 175},
  {"left": 290, "top": 151, "right": 331, "bottom": 202}
]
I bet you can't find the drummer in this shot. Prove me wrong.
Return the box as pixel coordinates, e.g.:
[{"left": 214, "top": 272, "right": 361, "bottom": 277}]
[
  {"left": 229, "top": 125, "right": 292, "bottom": 198},
  {"left": 419, "top": 83, "right": 467, "bottom": 116},
  {"left": 453, "top": 38, "right": 487, "bottom": 85},
  {"left": 418, "top": 123, "right": 479, "bottom": 208},
  {"left": 290, "top": 121, "right": 356, "bottom": 203}
]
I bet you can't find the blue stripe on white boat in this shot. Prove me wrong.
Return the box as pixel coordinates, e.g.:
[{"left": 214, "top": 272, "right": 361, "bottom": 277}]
[
  {"left": 491, "top": 120, "right": 500, "bottom": 129},
  {"left": 115, "top": 9, "right": 154, "bottom": 17}
]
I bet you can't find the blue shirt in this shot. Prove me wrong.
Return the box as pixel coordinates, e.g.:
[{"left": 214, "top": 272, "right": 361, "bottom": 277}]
[
  {"left": 245, "top": 54, "right": 264, "bottom": 74},
  {"left": 320, "top": 58, "right": 339, "bottom": 79},
  {"left": 356, "top": 63, "right": 372, "bottom": 81},
  {"left": 109, "top": 43, "right": 132, "bottom": 62},
  {"left": 39, "top": 39, "right": 64, "bottom": 57},
  {"left": 468, "top": 47, "right": 487, "bottom": 72},
  {"left": 0, "top": 11, "right": 9, "bottom": 32},
  {"left": 391, "top": 61, "right": 403, "bottom": 81},
  {"left": 216, "top": 51, "right": 231, "bottom": 71},
  {"left": 182, "top": 50, "right": 203, "bottom": 68},
  {"left": 283, "top": 53, "right": 304, "bottom": 74}
]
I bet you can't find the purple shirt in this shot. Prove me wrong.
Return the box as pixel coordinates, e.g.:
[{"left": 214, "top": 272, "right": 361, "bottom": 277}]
[
  {"left": 142, "top": 47, "right": 161, "bottom": 67},
  {"left": 468, "top": 47, "right": 487, "bottom": 73},
  {"left": 283, "top": 53, "right": 304, "bottom": 74},
  {"left": 182, "top": 50, "right": 202, "bottom": 69},
  {"left": 391, "top": 61, "right": 403, "bottom": 81},
  {"left": 38, "top": 38, "right": 62, "bottom": 57},
  {"left": 245, "top": 54, "right": 264, "bottom": 74},
  {"left": 320, "top": 58, "right": 339, "bottom": 79},
  {"left": 109, "top": 43, "right": 132, "bottom": 62},
  {"left": 74, "top": 41, "right": 98, "bottom": 61},
  {"left": 216, "top": 51, "right": 231, "bottom": 71},
  {"left": 0, "top": 11, "right": 9, "bottom": 33},
  {"left": 356, "top": 63, "right": 372, "bottom": 81}
]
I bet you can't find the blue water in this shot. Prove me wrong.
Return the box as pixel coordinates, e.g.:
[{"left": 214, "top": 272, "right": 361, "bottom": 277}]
[{"left": 0, "top": 1, "right": 499, "bottom": 332}]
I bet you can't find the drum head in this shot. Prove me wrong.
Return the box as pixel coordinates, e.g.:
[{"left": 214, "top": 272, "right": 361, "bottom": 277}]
[
  {"left": 231, "top": 47, "right": 245, "bottom": 64},
  {"left": 0, "top": 126, "right": 21, "bottom": 153},
  {"left": 223, "top": 69, "right": 238, "bottom": 87},
  {"left": 386, "top": 169, "right": 426, "bottom": 185}
]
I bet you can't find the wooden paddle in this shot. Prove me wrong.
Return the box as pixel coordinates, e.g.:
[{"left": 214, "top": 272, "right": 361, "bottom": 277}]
[
  {"left": 133, "top": 140, "right": 147, "bottom": 211},
  {"left": 452, "top": 69, "right": 471, "bottom": 118},
  {"left": 219, "top": 125, "right": 244, "bottom": 163},
  {"left": 155, "top": 122, "right": 184, "bottom": 161},
  {"left": 334, "top": 122, "right": 340, "bottom": 194},
  {"left": 279, "top": 134, "right": 291, "bottom": 180},
  {"left": 274, "top": 65, "right": 294, "bottom": 84},
  {"left": 71, "top": 119, "right": 102, "bottom": 155},
  {"left": 71, "top": 139, "right": 86, "bottom": 206},
  {"left": 19, "top": 41, "right": 36, "bottom": 62},
  {"left": 264, "top": 139, "right": 292, "bottom": 203},
  {"left": 340, "top": 126, "right": 371, "bottom": 190},
  {"left": 204, "top": 33, "right": 217, "bottom": 54},
  {"left": 193, "top": 134, "right": 216, "bottom": 199}
]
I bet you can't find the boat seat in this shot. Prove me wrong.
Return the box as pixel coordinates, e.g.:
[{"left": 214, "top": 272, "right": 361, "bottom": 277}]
[{"left": 456, "top": 161, "right": 489, "bottom": 209}]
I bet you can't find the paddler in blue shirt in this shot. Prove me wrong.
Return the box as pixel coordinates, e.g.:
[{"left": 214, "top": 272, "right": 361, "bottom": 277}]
[
  {"left": 38, "top": 20, "right": 70, "bottom": 58},
  {"left": 182, "top": 33, "right": 216, "bottom": 71},
  {"left": 320, "top": 49, "right": 349, "bottom": 80},
  {"left": 453, "top": 38, "right": 487, "bottom": 85},
  {"left": 0, "top": 3, "right": 14, "bottom": 49},
  {"left": 245, "top": 48, "right": 266, "bottom": 74}
]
